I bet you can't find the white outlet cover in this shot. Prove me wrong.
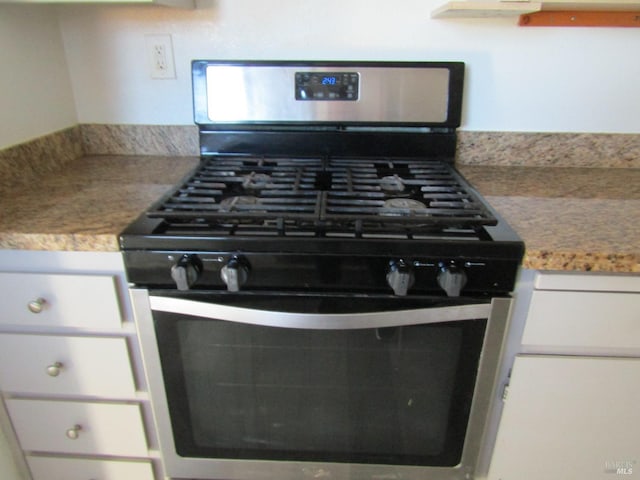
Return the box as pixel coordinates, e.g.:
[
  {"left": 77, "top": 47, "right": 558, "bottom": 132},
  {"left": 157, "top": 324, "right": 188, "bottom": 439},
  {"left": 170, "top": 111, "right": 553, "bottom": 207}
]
[{"left": 145, "top": 34, "right": 176, "bottom": 79}]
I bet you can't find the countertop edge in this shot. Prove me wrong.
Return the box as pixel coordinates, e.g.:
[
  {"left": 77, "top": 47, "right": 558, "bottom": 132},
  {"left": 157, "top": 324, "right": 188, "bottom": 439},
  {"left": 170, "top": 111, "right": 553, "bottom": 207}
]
[
  {"left": 0, "top": 233, "right": 121, "bottom": 253},
  {"left": 523, "top": 250, "right": 640, "bottom": 273}
]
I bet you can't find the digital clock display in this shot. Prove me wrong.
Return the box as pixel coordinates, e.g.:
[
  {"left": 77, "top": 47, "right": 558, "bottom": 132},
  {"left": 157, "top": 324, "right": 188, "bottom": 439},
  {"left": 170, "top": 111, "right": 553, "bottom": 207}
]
[{"left": 295, "top": 71, "right": 359, "bottom": 101}]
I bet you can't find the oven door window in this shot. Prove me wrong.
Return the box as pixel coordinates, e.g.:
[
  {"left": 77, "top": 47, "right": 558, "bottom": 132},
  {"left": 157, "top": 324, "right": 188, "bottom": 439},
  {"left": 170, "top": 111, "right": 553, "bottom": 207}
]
[{"left": 153, "top": 299, "right": 486, "bottom": 467}]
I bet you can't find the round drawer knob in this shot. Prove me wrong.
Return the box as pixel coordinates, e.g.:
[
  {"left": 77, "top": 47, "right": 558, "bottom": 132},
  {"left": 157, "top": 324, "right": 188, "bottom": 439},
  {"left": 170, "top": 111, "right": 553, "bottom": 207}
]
[
  {"left": 46, "top": 362, "right": 64, "bottom": 377},
  {"left": 65, "top": 424, "right": 82, "bottom": 440},
  {"left": 27, "top": 298, "right": 46, "bottom": 314}
]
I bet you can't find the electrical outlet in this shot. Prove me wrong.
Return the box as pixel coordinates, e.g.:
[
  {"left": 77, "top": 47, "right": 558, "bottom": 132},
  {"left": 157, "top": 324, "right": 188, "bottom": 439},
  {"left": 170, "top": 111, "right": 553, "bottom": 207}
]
[{"left": 145, "top": 34, "right": 176, "bottom": 79}]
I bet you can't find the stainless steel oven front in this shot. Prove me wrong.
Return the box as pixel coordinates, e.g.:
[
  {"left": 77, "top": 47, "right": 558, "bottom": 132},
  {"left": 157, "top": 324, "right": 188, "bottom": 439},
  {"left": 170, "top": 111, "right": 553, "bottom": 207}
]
[{"left": 131, "top": 289, "right": 512, "bottom": 480}]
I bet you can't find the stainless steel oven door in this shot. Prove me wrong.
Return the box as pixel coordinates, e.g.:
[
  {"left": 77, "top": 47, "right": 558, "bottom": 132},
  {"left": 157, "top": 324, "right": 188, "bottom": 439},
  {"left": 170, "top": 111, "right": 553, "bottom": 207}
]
[{"left": 132, "top": 290, "right": 511, "bottom": 480}]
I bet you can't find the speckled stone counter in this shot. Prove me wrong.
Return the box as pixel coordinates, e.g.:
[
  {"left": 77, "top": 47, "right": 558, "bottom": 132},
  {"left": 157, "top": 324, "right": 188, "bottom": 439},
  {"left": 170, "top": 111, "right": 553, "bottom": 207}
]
[
  {"left": 458, "top": 166, "right": 640, "bottom": 272},
  {"left": 0, "top": 155, "right": 199, "bottom": 252}
]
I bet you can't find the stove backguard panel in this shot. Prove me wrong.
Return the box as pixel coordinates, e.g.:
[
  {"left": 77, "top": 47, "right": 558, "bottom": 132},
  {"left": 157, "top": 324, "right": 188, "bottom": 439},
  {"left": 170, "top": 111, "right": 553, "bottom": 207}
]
[{"left": 192, "top": 61, "right": 464, "bottom": 128}]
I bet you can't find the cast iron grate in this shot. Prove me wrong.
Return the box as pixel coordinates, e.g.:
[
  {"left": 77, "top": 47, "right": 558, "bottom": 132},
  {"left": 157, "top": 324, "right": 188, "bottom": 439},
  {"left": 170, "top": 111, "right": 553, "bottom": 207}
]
[{"left": 146, "top": 155, "right": 497, "bottom": 236}]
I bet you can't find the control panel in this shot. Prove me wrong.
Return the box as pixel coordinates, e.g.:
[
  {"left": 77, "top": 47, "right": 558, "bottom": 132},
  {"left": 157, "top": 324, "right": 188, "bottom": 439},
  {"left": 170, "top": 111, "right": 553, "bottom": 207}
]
[
  {"left": 125, "top": 251, "right": 517, "bottom": 296},
  {"left": 295, "top": 71, "right": 359, "bottom": 101}
]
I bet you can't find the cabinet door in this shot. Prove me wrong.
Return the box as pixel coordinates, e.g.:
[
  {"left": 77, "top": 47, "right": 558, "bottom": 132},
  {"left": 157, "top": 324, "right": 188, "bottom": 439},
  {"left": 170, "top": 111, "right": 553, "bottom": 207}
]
[
  {"left": 489, "top": 355, "right": 640, "bottom": 480},
  {"left": 5, "top": 399, "right": 148, "bottom": 457},
  {"left": 0, "top": 334, "right": 137, "bottom": 398},
  {"left": 27, "top": 456, "right": 155, "bottom": 480},
  {"left": 0, "top": 272, "right": 122, "bottom": 329}
]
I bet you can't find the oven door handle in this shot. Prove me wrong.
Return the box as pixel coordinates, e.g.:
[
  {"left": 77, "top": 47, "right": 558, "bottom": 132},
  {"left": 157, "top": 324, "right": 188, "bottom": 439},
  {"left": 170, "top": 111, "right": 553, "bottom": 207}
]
[{"left": 148, "top": 296, "right": 493, "bottom": 329}]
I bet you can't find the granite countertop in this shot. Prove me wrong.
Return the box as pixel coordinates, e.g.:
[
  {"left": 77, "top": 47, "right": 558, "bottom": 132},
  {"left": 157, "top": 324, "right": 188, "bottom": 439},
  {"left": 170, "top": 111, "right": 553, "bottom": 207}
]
[
  {"left": 0, "top": 155, "right": 638, "bottom": 273},
  {"left": 0, "top": 155, "right": 199, "bottom": 252},
  {"left": 458, "top": 165, "right": 640, "bottom": 273}
]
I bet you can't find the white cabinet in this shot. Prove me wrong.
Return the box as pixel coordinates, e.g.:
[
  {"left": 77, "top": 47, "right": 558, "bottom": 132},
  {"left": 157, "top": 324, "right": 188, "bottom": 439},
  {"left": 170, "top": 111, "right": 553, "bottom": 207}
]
[
  {"left": 523, "top": 290, "right": 640, "bottom": 352},
  {"left": 26, "top": 456, "right": 155, "bottom": 480},
  {"left": 0, "top": 251, "right": 158, "bottom": 480},
  {"left": 488, "top": 271, "right": 640, "bottom": 480},
  {"left": 6, "top": 399, "right": 148, "bottom": 457},
  {"left": 0, "top": 272, "right": 123, "bottom": 330},
  {"left": 0, "top": 335, "right": 136, "bottom": 398},
  {"left": 490, "top": 355, "right": 640, "bottom": 479}
]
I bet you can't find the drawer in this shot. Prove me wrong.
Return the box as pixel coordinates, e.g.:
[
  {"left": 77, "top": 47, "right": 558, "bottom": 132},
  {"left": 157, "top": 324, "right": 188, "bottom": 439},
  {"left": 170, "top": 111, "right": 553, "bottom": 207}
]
[
  {"left": 522, "top": 290, "right": 640, "bottom": 351},
  {"left": 27, "top": 456, "right": 155, "bottom": 480},
  {"left": 0, "top": 272, "right": 122, "bottom": 329},
  {"left": 534, "top": 271, "right": 640, "bottom": 292},
  {"left": 0, "top": 334, "right": 136, "bottom": 398},
  {"left": 6, "top": 399, "right": 148, "bottom": 457}
]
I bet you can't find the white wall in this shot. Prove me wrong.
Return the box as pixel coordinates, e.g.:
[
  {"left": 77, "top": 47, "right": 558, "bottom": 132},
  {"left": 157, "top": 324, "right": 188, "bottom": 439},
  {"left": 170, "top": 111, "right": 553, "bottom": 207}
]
[
  {"left": 0, "top": 5, "right": 77, "bottom": 148},
  {"left": 57, "top": 0, "right": 640, "bottom": 133}
]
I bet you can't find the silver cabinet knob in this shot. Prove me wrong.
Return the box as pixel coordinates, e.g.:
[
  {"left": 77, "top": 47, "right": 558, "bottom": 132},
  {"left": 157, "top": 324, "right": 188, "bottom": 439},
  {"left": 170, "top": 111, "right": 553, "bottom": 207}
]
[
  {"left": 65, "top": 424, "right": 82, "bottom": 440},
  {"left": 27, "top": 298, "right": 46, "bottom": 314},
  {"left": 46, "top": 362, "right": 63, "bottom": 377}
]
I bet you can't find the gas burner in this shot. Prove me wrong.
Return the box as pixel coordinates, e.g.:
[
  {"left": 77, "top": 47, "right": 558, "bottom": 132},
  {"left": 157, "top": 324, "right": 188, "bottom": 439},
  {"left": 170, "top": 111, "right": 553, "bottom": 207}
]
[
  {"left": 380, "top": 175, "right": 405, "bottom": 193},
  {"left": 219, "top": 196, "right": 259, "bottom": 212},
  {"left": 242, "top": 172, "right": 272, "bottom": 190},
  {"left": 383, "top": 198, "right": 426, "bottom": 209},
  {"left": 381, "top": 198, "right": 428, "bottom": 216}
]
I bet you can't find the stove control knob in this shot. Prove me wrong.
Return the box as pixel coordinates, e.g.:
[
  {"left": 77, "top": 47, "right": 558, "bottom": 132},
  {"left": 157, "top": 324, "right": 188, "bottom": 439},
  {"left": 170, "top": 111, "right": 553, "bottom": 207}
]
[
  {"left": 386, "top": 260, "right": 415, "bottom": 296},
  {"left": 171, "top": 255, "right": 203, "bottom": 291},
  {"left": 437, "top": 263, "right": 467, "bottom": 297},
  {"left": 221, "top": 256, "right": 250, "bottom": 292}
]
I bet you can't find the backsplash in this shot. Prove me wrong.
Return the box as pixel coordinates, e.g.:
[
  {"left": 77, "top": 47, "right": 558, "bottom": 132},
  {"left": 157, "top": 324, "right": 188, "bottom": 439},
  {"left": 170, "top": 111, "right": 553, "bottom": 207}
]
[
  {"left": 80, "top": 124, "right": 198, "bottom": 157},
  {"left": 0, "top": 127, "right": 82, "bottom": 189},
  {"left": 2, "top": 126, "right": 639, "bottom": 178},
  {"left": 456, "top": 131, "right": 640, "bottom": 168},
  {"left": 80, "top": 126, "right": 640, "bottom": 168}
]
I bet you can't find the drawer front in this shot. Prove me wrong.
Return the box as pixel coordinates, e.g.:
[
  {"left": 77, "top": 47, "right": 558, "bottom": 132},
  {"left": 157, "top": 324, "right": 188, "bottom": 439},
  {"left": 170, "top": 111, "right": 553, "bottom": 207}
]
[
  {"left": 27, "top": 456, "right": 155, "bottom": 480},
  {"left": 6, "top": 399, "right": 148, "bottom": 457},
  {"left": 0, "top": 334, "right": 136, "bottom": 397},
  {"left": 523, "top": 290, "right": 640, "bottom": 351},
  {"left": 0, "top": 272, "right": 122, "bottom": 329},
  {"left": 534, "top": 271, "right": 640, "bottom": 292}
]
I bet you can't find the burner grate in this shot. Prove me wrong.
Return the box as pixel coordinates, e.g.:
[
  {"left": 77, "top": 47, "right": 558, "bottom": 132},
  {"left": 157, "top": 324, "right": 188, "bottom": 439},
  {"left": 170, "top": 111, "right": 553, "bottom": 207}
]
[{"left": 146, "top": 156, "right": 497, "bottom": 233}]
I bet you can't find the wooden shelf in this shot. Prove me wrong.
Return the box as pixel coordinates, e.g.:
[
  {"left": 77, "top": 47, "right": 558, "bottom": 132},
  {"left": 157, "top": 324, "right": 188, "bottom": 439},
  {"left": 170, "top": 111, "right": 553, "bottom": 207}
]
[
  {"left": 542, "top": 0, "right": 640, "bottom": 10},
  {"left": 519, "top": 10, "right": 640, "bottom": 25}
]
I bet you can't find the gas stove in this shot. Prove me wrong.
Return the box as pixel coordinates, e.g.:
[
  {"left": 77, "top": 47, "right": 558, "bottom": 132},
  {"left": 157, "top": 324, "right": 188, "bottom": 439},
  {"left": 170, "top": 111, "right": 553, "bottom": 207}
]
[
  {"left": 124, "top": 61, "right": 524, "bottom": 480},
  {"left": 120, "top": 60, "right": 524, "bottom": 297}
]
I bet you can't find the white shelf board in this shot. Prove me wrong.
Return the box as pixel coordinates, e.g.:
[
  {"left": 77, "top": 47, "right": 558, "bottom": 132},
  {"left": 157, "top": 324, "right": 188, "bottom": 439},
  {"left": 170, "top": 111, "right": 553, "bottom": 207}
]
[
  {"left": 432, "top": 1, "right": 542, "bottom": 18},
  {"left": 432, "top": 0, "right": 640, "bottom": 18}
]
